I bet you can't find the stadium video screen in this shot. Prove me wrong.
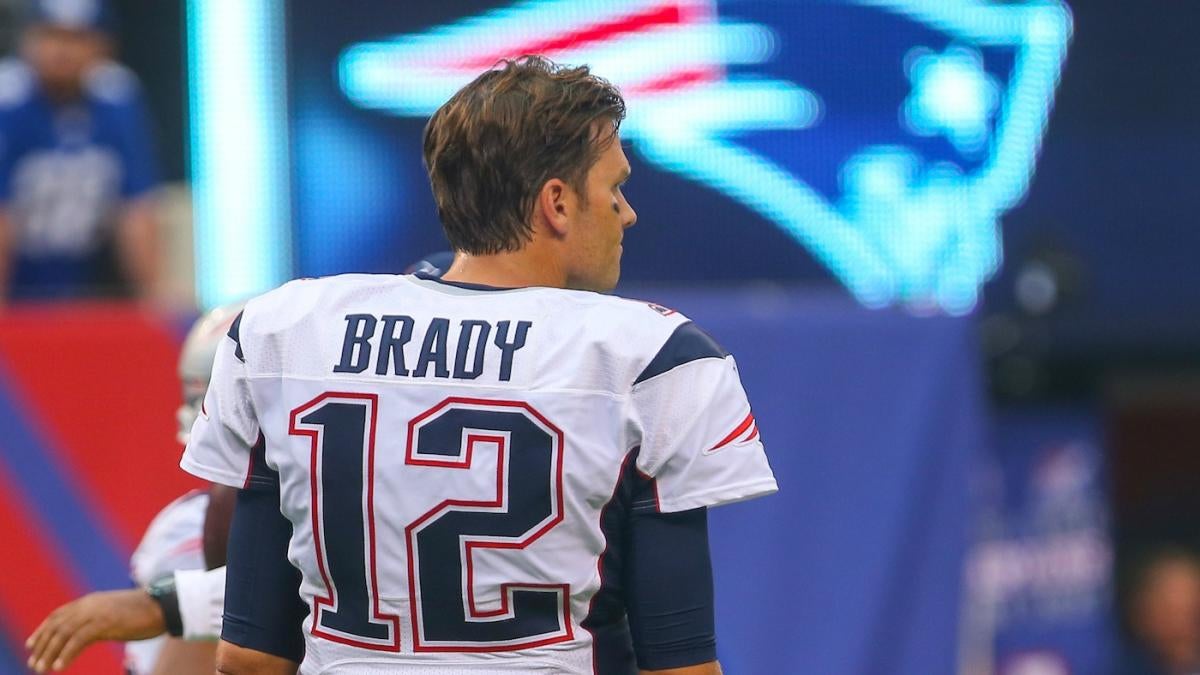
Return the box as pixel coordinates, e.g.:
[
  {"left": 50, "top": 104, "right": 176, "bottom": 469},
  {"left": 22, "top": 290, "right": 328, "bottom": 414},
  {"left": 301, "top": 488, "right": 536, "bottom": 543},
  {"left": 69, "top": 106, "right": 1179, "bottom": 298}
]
[{"left": 192, "top": 0, "right": 1070, "bottom": 313}]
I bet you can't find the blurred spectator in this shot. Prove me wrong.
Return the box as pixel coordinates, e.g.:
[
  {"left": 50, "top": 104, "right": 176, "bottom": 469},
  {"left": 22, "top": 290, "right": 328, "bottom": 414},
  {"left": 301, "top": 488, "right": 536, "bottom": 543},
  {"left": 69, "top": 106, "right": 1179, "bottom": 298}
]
[
  {"left": 1120, "top": 549, "right": 1200, "bottom": 675},
  {"left": 0, "top": 0, "right": 160, "bottom": 303}
]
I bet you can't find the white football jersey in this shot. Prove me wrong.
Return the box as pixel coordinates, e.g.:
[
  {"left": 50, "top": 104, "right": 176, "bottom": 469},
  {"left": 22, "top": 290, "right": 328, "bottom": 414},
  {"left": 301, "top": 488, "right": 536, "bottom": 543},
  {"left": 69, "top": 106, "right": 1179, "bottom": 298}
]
[{"left": 182, "top": 273, "right": 777, "bottom": 674}]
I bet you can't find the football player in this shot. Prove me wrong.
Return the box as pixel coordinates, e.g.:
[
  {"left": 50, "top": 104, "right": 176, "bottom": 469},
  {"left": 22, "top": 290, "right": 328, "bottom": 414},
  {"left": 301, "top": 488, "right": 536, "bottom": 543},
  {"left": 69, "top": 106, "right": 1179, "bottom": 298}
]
[
  {"left": 25, "top": 254, "right": 455, "bottom": 673},
  {"left": 25, "top": 303, "right": 243, "bottom": 674},
  {"left": 184, "top": 56, "right": 777, "bottom": 675},
  {"left": 0, "top": 0, "right": 161, "bottom": 301}
]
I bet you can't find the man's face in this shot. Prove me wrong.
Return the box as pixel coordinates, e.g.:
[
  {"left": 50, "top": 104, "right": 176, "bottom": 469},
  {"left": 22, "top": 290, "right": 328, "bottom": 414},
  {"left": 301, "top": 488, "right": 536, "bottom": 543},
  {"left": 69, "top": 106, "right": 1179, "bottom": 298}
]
[
  {"left": 22, "top": 26, "right": 107, "bottom": 97},
  {"left": 562, "top": 133, "right": 637, "bottom": 292}
]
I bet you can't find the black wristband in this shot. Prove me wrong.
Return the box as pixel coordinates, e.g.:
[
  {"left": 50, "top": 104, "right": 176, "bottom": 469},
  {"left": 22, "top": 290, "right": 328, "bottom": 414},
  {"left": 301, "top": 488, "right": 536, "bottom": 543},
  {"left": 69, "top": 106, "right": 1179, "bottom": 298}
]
[{"left": 147, "top": 575, "right": 184, "bottom": 638}]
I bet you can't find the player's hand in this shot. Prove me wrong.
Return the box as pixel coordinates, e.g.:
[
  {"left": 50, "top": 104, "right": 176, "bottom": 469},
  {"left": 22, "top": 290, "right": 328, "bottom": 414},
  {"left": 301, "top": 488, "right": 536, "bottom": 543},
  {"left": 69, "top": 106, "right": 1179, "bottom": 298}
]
[{"left": 25, "top": 589, "right": 166, "bottom": 672}]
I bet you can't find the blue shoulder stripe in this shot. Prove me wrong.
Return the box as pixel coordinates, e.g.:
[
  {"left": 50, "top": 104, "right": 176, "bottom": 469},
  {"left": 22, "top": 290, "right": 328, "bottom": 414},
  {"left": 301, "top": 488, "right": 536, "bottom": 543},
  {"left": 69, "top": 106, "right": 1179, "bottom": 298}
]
[
  {"left": 228, "top": 311, "right": 245, "bottom": 363},
  {"left": 634, "top": 322, "right": 729, "bottom": 385}
]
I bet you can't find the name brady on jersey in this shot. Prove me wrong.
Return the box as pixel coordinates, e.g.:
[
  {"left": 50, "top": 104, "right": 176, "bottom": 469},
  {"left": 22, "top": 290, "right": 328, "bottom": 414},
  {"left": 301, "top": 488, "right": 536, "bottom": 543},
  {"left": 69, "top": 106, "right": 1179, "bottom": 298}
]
[{"left": 334, "top": 312, "right": 532, "bottom": 382}]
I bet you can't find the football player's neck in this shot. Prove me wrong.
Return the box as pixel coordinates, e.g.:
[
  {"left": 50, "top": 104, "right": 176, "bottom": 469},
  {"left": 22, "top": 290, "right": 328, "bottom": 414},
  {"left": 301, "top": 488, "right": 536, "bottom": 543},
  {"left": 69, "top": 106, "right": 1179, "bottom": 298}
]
[{"left": 442, "top": 244, "right": 568, "bottom": 290}]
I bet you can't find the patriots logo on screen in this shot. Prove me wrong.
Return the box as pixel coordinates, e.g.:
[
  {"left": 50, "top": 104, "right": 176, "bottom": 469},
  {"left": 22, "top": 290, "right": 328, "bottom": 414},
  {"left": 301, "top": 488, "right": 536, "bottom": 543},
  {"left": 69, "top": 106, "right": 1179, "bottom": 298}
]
[{"left": 338, "top": 0, "right": 1071, "bottom": 312}]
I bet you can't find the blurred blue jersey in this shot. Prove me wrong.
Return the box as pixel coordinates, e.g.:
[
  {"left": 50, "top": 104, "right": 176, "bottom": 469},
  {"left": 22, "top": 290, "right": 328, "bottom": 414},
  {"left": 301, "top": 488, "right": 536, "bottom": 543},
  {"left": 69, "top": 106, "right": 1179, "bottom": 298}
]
[{"left": 0, "top": 58, "right": 158, "bottom": 299}]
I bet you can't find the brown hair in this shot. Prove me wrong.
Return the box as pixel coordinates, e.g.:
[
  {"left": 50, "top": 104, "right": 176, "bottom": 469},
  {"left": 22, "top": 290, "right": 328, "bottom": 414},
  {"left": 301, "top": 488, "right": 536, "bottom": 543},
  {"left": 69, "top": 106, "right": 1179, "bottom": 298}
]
[{"left": 422, "top": 55, "right": 626, "bottom": 254}]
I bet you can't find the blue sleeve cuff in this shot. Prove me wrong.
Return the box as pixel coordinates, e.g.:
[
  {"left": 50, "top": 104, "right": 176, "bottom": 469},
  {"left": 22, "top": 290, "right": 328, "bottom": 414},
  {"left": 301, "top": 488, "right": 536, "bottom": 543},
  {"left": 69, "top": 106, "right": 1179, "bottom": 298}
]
[
  {"left": 625, "top": 506, "right": 718, "bottom": 670},
  {"left": 221, "top": 484, "right": 306, "bottom": 661}
]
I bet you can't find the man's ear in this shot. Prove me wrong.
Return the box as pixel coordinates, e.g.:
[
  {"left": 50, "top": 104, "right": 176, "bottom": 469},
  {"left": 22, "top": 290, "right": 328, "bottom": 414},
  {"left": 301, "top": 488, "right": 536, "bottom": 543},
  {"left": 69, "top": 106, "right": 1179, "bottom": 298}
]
[{"left": 536, "top": 178, "right": 573, "bottom": 237}]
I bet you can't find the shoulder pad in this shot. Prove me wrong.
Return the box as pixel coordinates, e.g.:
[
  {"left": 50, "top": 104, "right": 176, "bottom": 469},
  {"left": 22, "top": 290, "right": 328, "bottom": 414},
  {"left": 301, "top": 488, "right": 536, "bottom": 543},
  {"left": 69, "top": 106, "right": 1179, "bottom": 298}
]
[
  {"left": 84, "top": 61, "right": 140, "bottom": 104},
  {"left": 0, "top": 59, "right": 34, "bottom": 108}
]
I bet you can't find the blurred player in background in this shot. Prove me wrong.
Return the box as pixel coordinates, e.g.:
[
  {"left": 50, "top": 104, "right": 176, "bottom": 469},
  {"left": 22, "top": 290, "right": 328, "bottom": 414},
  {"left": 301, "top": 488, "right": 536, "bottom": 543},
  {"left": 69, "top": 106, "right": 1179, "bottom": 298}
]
[
  {"left": 186, "top": 56, "right": 777, "bottom": 675},
  {"left": 0, "top": 0, "right": 160, "bottom": 303},
  {"left": 25, "top": 303, "right": 243, "bottom": 674},
  {"left": 25, "top": 253, "right": 451, "bottom": 673}
]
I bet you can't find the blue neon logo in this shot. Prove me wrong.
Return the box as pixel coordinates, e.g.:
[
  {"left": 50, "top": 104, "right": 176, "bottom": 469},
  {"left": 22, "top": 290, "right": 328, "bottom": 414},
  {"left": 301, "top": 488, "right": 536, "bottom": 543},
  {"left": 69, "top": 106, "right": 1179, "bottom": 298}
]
[{"left": 338, "top": 0, "right": 1071, "bottom": 313}]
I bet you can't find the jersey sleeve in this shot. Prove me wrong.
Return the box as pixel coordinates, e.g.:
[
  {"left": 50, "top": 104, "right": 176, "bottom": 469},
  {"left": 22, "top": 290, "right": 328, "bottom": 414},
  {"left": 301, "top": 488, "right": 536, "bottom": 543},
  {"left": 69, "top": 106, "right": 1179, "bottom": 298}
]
[
  {"left": 629, "top": 322, "right": 778, "bottom": 513},
  {"left": 87, "top": 62, "right": 159, "bottom": 198},
  {"left": 114, "top": 94, "right": 159, "bottom": 198},
  {"left": 180, "top": 312, "right": 262, "bottom": 488}
]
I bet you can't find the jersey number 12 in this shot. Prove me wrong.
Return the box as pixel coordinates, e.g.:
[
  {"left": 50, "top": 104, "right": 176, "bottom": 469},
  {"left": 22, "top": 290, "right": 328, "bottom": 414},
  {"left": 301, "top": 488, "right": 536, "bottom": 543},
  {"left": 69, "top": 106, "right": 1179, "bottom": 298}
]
[{"left": 290, "top": 393, "right": 572, "bottom": 652}]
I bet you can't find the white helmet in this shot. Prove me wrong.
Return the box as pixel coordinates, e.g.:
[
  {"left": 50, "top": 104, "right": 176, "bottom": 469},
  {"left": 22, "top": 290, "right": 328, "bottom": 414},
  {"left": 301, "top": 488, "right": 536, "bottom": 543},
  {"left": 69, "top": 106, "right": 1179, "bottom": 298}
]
[{"left": 176, "top": 301, "right": 246, "bottom": 444}]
